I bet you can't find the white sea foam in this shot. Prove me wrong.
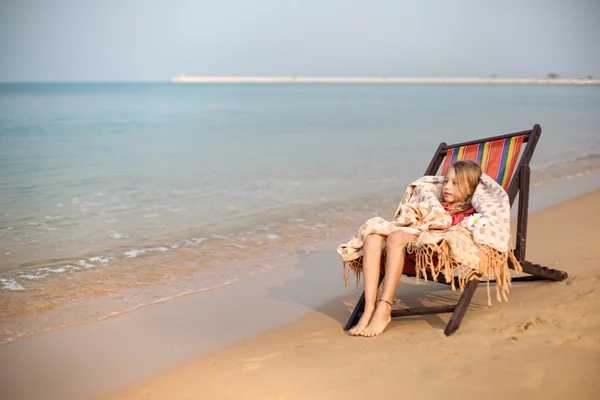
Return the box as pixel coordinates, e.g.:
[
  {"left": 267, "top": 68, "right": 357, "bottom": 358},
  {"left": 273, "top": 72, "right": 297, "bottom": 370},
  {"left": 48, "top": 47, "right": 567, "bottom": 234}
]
[
  {"left": 1, "top": 279, "right": 25, "bottom": 291},
  {"left": 89, "top": 256, "right": 111, "bottom": 264},
  {"left": 266, "top": 234, "right": 281, "bottom": 240},
  {"left": 182, "top": 237, "right": 206, "bottom": 246},
  {"left": 78, "top": 260, "right": 96, "bottom": 268},
  {"left": 152, "top": 247, "right": 169, "bottom": 252},
  {"left": 124, "top": 249, "right": 145, "bottom": 258},
  {"left": 18, "top": 274, "right": 49, "bottom": 280},
  {"left": 124, "top": 247, "right": 169, "bottom": 258},
  {"left": 209, "top": 234, "right": 230, "bottom": 240},
  {"left": 108, "top": 231, "right": 125, "bottom": 239},
  {"left": 39, "top": 265, "right": 80, "bottom": 273}
]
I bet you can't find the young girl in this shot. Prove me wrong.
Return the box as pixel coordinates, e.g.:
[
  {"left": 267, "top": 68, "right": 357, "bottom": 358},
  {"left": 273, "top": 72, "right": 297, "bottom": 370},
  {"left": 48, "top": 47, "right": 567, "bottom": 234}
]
[{"left": 349, "top": 160, "right": 482, "bottom": 337}]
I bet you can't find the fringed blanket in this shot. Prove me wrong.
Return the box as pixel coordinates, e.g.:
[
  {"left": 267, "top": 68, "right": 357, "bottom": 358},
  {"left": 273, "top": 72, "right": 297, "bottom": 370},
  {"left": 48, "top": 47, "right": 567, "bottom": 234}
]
[{"left": 337, "top": 173, "right": 522, "bottom": 305}]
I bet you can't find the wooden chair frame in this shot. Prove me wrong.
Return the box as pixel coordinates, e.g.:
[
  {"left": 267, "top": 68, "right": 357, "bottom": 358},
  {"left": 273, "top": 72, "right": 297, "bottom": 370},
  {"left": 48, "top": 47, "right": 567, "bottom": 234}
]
[{"left": 343, "top": 124, "right": 568, "bottom": 336}]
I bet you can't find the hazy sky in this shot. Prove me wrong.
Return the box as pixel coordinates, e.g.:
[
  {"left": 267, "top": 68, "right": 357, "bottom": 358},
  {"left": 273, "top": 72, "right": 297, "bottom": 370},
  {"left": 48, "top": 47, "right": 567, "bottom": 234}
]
[{"left": 1, "top": 0, "right": 599, "bottom": 81}]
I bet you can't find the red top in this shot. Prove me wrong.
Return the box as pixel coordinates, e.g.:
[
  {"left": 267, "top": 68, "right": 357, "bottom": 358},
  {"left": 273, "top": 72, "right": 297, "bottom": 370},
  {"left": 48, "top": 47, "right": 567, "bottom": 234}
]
[{"left": 442, "top": 203, "right": 476, "bottom": 226}]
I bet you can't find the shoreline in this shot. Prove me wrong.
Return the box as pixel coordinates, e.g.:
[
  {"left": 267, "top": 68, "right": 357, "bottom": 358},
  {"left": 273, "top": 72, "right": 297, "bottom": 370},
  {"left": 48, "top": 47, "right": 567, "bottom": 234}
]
[
  {"left": 2, "top": 171, "right": 599, "bottom": 346},
  {"left": 170, "top": 76, "right": 600, "bottom": 85},
  {"left": 1, "top": 178, "right": 600, "bottom": 399}
]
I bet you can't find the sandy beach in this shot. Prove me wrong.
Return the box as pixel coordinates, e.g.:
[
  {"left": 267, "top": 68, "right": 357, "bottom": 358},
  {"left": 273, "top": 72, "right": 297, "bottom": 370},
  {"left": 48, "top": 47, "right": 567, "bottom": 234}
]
[
  {"left": 2, "top": 1, "right": 599, "bottom": 399},
  {"left": 1, "top": 177, "right": 599, "bottom": 399},
  {"left": 170, "top": 76, "right": 600, "bottom": 85},
  {"left": 103, "top": 189, "right": 600, "bottom": 400}
]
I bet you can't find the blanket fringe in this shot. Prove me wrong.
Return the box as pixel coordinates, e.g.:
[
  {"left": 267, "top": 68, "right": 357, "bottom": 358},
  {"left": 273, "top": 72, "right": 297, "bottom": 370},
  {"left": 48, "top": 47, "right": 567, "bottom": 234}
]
[
  {"left": 343, "top": 242, "right": 523, "bottom": 306},
  {"left": 407, "top": 241, "right": 461, "bottom": 292},
  {"left": 343, "top": 258, "right": 363, "bottom": 288},
  {"left": 475, "top": 243, "right": 522, "bottom": 306},
  {"left": 343, "top": 252, "right": 386, "bottom": 288}
]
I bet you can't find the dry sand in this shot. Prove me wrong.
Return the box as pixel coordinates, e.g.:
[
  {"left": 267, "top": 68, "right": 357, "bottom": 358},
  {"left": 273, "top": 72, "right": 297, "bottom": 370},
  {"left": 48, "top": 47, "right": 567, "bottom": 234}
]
[{"left": 102, "top": 190, "right": 600, "bottom": 400}]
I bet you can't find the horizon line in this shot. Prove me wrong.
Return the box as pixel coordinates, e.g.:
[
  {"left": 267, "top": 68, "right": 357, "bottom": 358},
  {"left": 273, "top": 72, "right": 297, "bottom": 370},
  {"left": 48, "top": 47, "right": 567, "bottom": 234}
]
[{"left": 1, "top": 75, "right": 599, "bottom": 85}]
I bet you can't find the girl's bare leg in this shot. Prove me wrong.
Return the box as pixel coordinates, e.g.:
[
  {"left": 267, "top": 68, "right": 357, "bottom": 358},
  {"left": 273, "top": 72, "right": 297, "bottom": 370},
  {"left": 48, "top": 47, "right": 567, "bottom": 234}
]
[
  {"left": 361, "top": 231, "right": 416, "bottom": 337},
  {"left": 348, "top": 234, "right": 385, "bottom": 336}
]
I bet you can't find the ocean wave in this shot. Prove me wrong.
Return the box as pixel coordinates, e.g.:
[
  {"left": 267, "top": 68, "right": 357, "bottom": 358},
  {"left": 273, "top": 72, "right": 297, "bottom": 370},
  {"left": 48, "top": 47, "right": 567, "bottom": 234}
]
[
  {"left": 183, "top": 237, "right": 207, "bottom": 246},
  {"left": 88, "top": 256, "right": 112, "bottom": 264},
  {"left": 39, "top": 265, "right": 80, "bottom": 273},
  {"left": 531, "top": 168, "right": 600, "bottom": 187},
  {"left": 0, "top": 278, "right": 25, "bottom": 290},
  {"left": 533, "top": 151, "right": 600, "bottom": 171},
  {"left": 0, "top": 207, "right": 340, "bottom": 292},
  {"left": 124, "top": 246, "right": 169, "bottom": 258},
  {"left": 107, "top": 230, "right": 125, "bottom": 239},
  {"left": 530, "top": 151, "right": 600, "bottom": 186}
]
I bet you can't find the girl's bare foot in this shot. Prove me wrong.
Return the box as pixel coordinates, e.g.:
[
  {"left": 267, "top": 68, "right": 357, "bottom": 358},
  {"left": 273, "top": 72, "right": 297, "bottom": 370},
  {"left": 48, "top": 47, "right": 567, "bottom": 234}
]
[
  {"left": 361, "top": 299, "right": 392, "bottom": 337},
  {"left": 348, "top": 306, "right": 375, "bottom": 336}
]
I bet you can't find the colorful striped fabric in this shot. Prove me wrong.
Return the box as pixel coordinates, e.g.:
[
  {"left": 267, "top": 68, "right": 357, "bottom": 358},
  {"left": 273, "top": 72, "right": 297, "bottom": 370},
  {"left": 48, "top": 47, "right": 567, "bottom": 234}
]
[{"left": 441, "top": 135, "right": 526, "bottom": 189}]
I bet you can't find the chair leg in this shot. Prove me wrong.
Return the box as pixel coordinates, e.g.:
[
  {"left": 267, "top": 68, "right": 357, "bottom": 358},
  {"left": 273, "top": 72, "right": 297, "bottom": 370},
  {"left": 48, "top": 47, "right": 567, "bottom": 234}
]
[
  {"left": 518, "top": 260, "right": 568, "bottom": 281},
  {"left": 344, "top": 291, "right": 365, "bottom": 331},
  {"left": 444, "top": 279, "right": 479, "bottom": 336}
]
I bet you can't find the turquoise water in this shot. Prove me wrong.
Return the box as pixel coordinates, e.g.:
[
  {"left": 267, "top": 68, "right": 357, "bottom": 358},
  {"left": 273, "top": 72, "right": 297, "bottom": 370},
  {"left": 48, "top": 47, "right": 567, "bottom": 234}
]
[{"left": 1, "top": 83, "right": 599, "bottom": 342}]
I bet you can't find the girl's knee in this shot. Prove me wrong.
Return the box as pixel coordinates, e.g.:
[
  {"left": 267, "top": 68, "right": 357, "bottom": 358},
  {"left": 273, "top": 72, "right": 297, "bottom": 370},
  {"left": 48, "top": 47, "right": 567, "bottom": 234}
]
[
  {"left": 364, "top": 234, "right": 384, "bottom": 248},
  {"left": 387, "top": 231, "right": 414, "bottom": 248}
]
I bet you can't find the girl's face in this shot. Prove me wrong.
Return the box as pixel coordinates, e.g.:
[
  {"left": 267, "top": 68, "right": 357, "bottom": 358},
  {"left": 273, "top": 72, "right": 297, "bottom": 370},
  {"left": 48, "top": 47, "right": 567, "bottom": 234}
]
[{"left": 443, "top": 167, "right": 458, "bottom": 203}]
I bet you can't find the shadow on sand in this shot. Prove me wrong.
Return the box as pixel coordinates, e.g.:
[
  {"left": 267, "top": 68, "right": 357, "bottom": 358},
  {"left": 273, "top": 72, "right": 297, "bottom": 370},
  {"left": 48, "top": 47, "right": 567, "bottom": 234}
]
[{"left": 264, "top": 250, "right": 488, "bottom": 332}]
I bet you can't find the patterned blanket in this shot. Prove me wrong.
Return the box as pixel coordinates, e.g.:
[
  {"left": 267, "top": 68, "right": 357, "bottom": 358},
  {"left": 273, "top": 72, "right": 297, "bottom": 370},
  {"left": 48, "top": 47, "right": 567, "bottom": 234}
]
[{"left": 337, "top": 173, "right": 522, "bottom": 304}]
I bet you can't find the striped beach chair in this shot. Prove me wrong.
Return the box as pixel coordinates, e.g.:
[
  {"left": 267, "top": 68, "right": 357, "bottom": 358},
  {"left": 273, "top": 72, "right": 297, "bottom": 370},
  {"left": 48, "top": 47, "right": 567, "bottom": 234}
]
[{"left": 344, "top": 124, "right": 568, "bottom": 336}]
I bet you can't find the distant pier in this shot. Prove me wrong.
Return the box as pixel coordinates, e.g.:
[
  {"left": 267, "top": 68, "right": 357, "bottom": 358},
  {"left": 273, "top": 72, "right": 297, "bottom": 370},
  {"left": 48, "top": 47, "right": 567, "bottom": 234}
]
[{"left": 170, "top": 76, "right": 600, "bottom": 85}]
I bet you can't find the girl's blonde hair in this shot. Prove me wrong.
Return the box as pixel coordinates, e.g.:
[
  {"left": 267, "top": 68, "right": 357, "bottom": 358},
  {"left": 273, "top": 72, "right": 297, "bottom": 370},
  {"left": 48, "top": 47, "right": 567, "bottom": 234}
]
[{"left": 445, "top": 160, "right": 482, "bottom": 214}]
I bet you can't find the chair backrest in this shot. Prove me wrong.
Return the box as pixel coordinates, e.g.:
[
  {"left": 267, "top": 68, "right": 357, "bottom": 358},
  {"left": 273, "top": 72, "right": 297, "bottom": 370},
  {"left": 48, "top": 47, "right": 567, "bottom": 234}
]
[
  {"left": 440, "top": 134, "right": 525, "bottom": 190},
  {"left": 424, "top": 125, "right": 541, "bottom": 206},
  {"left": 423, "top": 125, "right": 542, "bottom": 263}
]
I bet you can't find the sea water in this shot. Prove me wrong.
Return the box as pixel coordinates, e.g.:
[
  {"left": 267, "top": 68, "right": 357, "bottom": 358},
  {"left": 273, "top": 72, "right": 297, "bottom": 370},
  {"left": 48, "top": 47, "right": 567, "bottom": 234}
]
[{"left": 1, "top": 82, "right": 599, "bottom": 342}]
